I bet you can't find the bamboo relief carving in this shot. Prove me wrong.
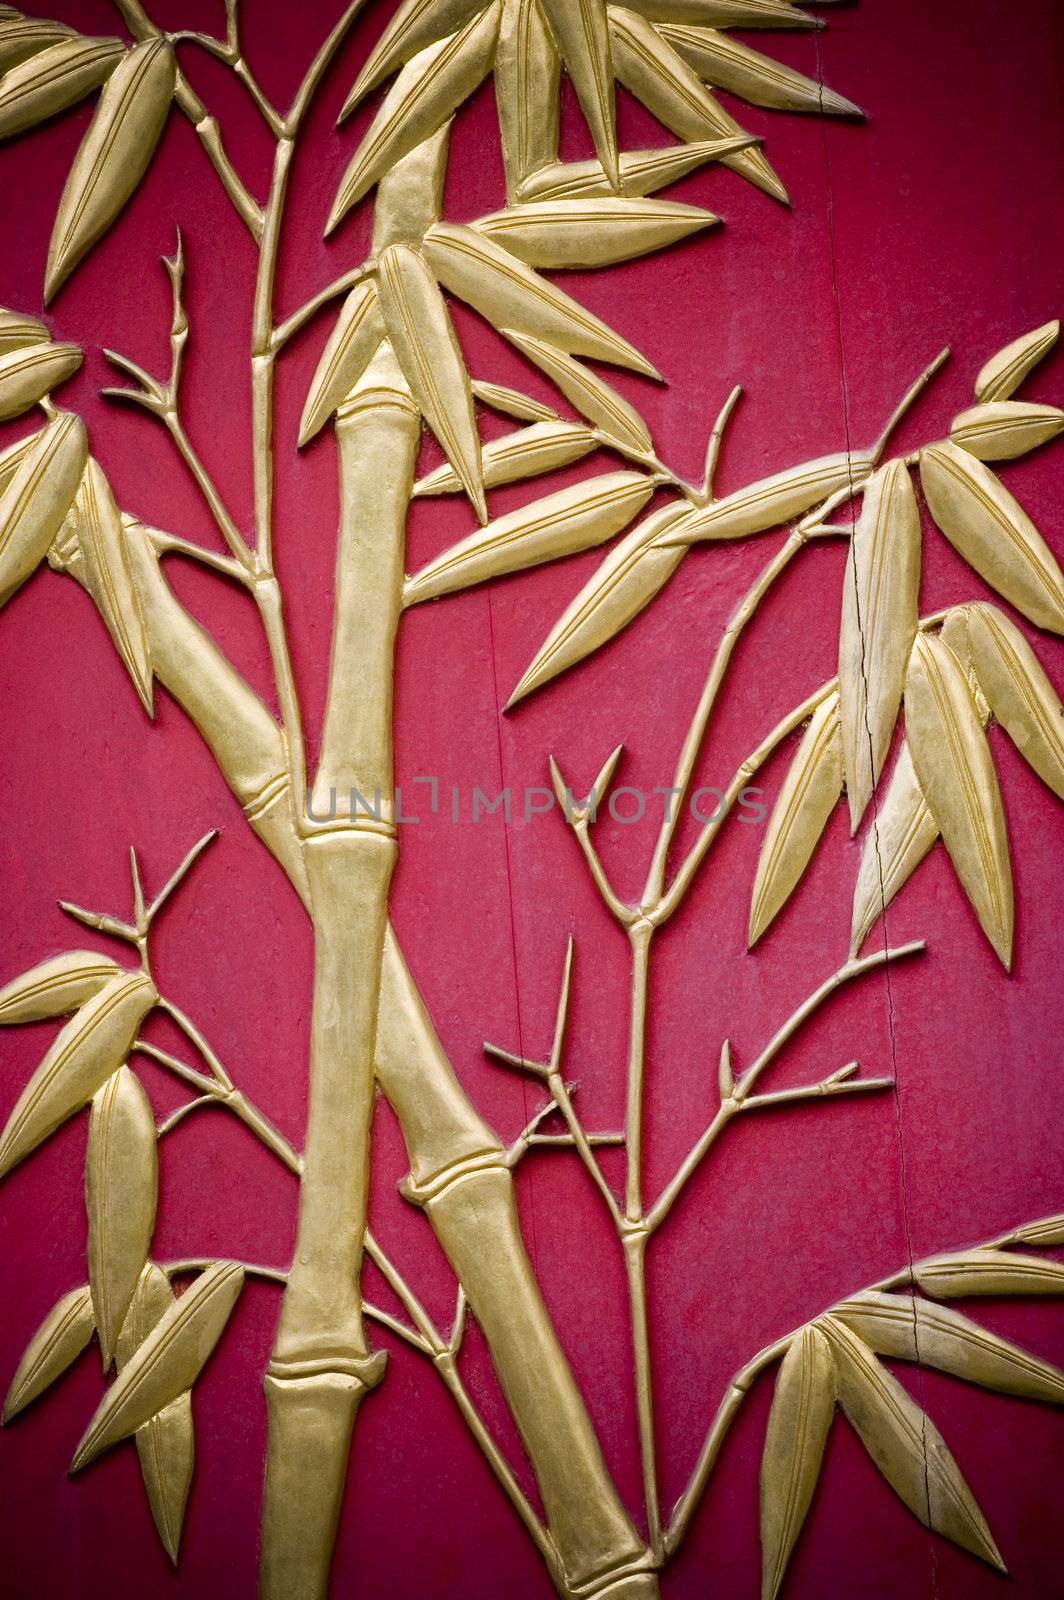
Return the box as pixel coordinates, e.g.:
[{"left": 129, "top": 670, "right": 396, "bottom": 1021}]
[{"left": 0, "top": 1, "right": 1063, "bottom": 1596}]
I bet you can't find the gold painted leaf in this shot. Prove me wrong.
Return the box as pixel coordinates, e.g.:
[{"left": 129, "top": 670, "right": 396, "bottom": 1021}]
[
  {"left": 0, "top": 970, "right": 157, "bottom": 1177},
  {"left": 0, "top": 341, "right": 81, "bottom": 420},
  {"left": 378, "top": 243, "right": 485, "bottom": 521},
  {"left": 3, "top": 1286, "right": 94, "bottom": 1421},
  {"left": 86, "top": 1065, "right": 158, "bottom": 1367},
  {"left": 341, "top": 0, "right": 488, "bottom": 113},
  {"left": 45, "top": 37, "right": 176, "bottom": 301},
  {"left": 474, "top": 195, "right": 717, "bottom": 268},
  {"left": 916, "top": 1251, "right": 1064, "bottom": 1300},
  {"left": 904, "top": 632, "right": 1013, "bottom": 967},
  {"left": 622, "top": 1, "right": 823, "bottom": 26},
  {"left": 607, "top": 7, "right": 786, "bottom": 201},
  {"left": 117, "top": 1265, "right": 194, "bottom": 1564},
  {"left": 423, "top": 221, "right": 660, "bottom": 376},
  {"left": 849, "top": 741, "right": 938, "bottom": 957},
  {"left": 0, "top": 950, "right": 122, "bottom": 1023},
  {"left": 495, "top": 0, "right": 561, "bottom": 197},
  {"left": 838, "top": 461, "right": 921, "bottom": 830},
  {"left": 71, "top": 1260, "right": 243, "bottom": 1472},
  {"left": 919, "top": 441, "right": 1064, "bottom": 634},
  {"left": 975, "top": 320, "right": 1059, "bottom": 404},
  {"left": 820, "top": 1315, "right": 1004, "bottom": 1570},
  {"left": 834, "top": 1291, "right": 1064, "bottom": 1405},
  {"left": 518, "top": 135, "right": 756, "bottom": 200},
  {"left": 0, "top": 306, "right": 49, "bottom": 354},
  {"left": 69, "top": 457, "right": 153, "bottom": 713},
  {"left": 327, "top": 8, "right": 501, "bottom": 230},
  {"left": 472, "top": 378, "right": 558, "bottom": 422},
  {"left": 505, "top": 330, "right": 653, "bottom": 453},
  {"left": 949, "top": 402, "right": 1064, "bottom": 462},
  {"left": 538, "top": 0, "right": 618, "bottom": 188},
  {"left": 414, "top": 419, "right": 596, "bottom": 496},
  {"left": 0, "top": 34, "right": 123, "bottom": 139},
  {"left": 298, "top": 281, "right": 385, "bottom": 446},
  {"left": 749, "top": 691, "right": 843, "bottom": 946},
  {"left": 661, "top": 449, "right": 874, "bottom": 544},
  {"left": 760, "top": 1324, "right": 835, "bottom": 1600},
  {"left": 660, "top": 24, "right": 860, "bottom": 115},
  {"left": 0, "top": 411, "right": 87, "bottom": 608},
  {"left": 507, "top": 501, "right": 688, "bottom": 705},
  {"left": 0, "top": 16, "right": 75, "bottom": 72},
  {"left": 1012, "top": 1217, "right": 1064, "bottom": 1248},
  {"left": 939, "top": 604, "right": 989, "bottom": 721},
  {"left": 404, "top": 469, "right": 655, "bottom": 602},
  {"left": 965, "top": 602, "right": 1064, "bottom": 798}
]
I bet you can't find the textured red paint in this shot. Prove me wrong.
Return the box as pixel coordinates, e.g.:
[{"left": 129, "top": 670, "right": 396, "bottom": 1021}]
[{"left": 2, "top": 2, "right": 1064, "bottom": 1596}]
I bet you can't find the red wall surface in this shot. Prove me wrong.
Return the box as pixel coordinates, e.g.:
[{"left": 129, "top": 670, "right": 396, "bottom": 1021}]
[{"left": 2, "top": 2, "right": 1064, "bottom": 1596}]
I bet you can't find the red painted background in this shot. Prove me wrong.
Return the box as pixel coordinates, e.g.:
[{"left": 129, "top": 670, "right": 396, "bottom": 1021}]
[{"left": 2, "top": 2, "right": 1064, "bottom": 1595}]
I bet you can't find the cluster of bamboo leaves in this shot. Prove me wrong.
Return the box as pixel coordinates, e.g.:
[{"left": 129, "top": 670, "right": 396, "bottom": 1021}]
[
  {"left": 759, "top": 1219, "right": 1064, "bottom": 1600},
  {"left": 0, "top": 932, "right": 246, "bottom": 1563},
  {"left": 748, "top": 321, "right": 1064, "bottom": 967}
]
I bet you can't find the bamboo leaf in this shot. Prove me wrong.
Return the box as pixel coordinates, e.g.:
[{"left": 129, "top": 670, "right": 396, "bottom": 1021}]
[
  {"left": 660, "top": 24, "right": 860, "bottom": 114},
  {"left": 950, "top": 402, "right": 1064, "bottom": 462},
  {"left": 507, "top": 501, "right": 689, "bottom": 704},
  {"left": 850, "top": 742, "right": 938, "bottom": 957},
  {"left": 0, "top": 35, "right": 123, "bottom": 139},
  {"left": 538, "top": 0, "right": 618, "bottom": 187},
  {"left": 606, "top": 6, "right": 786, "bottom": 201},
  {"left": 0, "top": 411, "right": 87, "bottom": 608},
  {"left": 0, "top": 341, "right": 81, "bottom": 420},
  {"left": 404, "top": 469, "right": 655, "bottom": 602},
  {"left": 3, "top": 1286, "right": 94, "bottom": 1421},
  {"left": 472, "top": 378, "right": 558, "bottom": 422},
  {"left": 117, "top": 1265, "right": 194, "bottom": 1563},
  {"left": 423, "top": 221, "right": 660, "bottom": 376},
  {"left": 518, "top": 135, "right": 757, "bottom": 200},
  {"left": 622, "top": 1, "right": 823, "bottom": 26},
  {"left": 0, "top": 970, "right": 157, "bottom": 1178},
  {"left": 916, "top": 1251, "right": 1064, "bottom": 1300},
  {"left": 298, "top": 281, "right": 385, "bottom": 446},
  {"left": 975, "top": 321, "right": 1059, "bottom": 404},
  {"left": 327, "top": 8, "right": 501, "bottom": 230},
  {"left": 474, "top": 195, "right": 717, "bottom": 268},
  {"left": 414, "top": 419, "right": 596, "bottom": 496},
  {"left": 821, "top": 1315, "right": 1005, "bottom": 1570},
  {"left": 340, "top": 0, "right": 488, "bottom": 113},
  {"left": 0, "top": 950, "right": 122, "bottom": 1023},
  {"left": 838, "top": 461, "right": 921, "bottom": 830},
  {"left": 1012, "top": 1217, "right": 1064, "bottom": 1247},
  {"left": 85, "top": 1065, "right": 157, "bottom": 1368},
  {"left": 495, "top": 0, "right": 561, "bottom": 196},
  {"left": 0, "top": 16, "right": 75, "bottom": 72},
  {"left": 965, "top": 602, "right": 1064, "bottom": 799},
  {"left": 69, "top": 457, "right": 154, "bottom": 712},
  {"left": 45, "top": 38, "right": 176, "bottom": 301},
  {"left": 371, "top": 121, "right": 452, "bottom": 251},
  {"left": 378, "top": 243, "right": 486, "bottom": 520},
  {"left": 71, "top": 1260, "right": 243, "bottom": 1472},
  {"left": 749, "top": 691, "right": 843, "bottom": 946},
  {"left": 505, "top": 329, "right": 653, "bottom": 452},
  {"left": 834, "top": 1291, "right": 1064, "bottom": 1405},
  {"left": 920, "top": 441, "right": 1064, "bottom": 634},
  {"left": 662, "top": 449, "right": 874, "bottom": 544},
  {"left": 760, "top": 1324, "right": 835, "bottom": 1600},
  {"left": 0, "top": 307, "right": 49, "bottom": 354},
  {"left": 904, "top": 631, "right": 1013, "bottom": 967}
]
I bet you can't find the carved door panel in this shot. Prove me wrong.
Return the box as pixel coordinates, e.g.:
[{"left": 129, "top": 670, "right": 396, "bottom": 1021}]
[{"left": 1, "top": 2, "right": 1063, "bottom": 1598}]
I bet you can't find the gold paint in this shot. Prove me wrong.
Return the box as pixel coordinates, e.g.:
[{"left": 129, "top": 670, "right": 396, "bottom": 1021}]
[{"left": 2, "top": 5, "right": 1064, "bottom": 1599}]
